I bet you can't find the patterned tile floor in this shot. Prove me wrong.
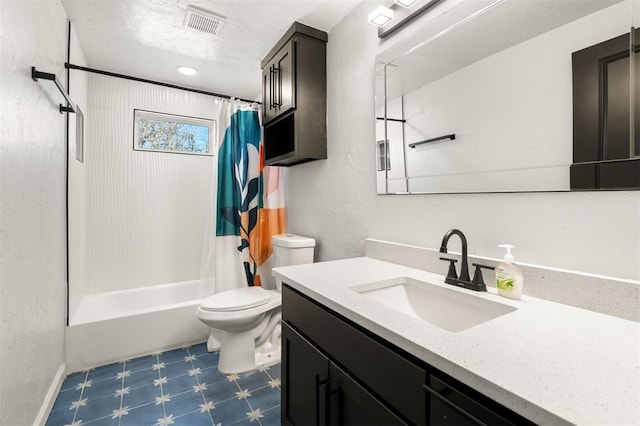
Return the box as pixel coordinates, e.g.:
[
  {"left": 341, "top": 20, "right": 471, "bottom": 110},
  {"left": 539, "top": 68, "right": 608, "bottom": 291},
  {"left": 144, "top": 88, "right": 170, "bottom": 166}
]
[{"left": 46, "top": 342, "right": 281, "bottom": 426}]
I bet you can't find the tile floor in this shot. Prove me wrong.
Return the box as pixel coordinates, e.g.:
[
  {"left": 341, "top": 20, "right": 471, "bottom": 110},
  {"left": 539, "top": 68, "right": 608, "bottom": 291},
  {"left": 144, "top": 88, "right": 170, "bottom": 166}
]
[{"left": 46, "top": 342, "right": 281, "bottom": 426}]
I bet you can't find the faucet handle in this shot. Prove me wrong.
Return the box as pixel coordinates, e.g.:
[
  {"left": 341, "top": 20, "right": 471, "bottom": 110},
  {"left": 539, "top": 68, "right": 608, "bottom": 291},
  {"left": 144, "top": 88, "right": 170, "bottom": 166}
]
[
  {"left": 471, "top": 263, "right": 495, "bottom": 292},
  {"left": 439, "top": 257, "right": 458, "bottom": 282}
]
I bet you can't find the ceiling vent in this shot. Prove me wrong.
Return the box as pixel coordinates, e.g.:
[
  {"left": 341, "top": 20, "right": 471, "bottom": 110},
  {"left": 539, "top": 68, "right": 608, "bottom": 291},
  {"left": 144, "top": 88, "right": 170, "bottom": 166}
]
[{"left": 184, "top": 5, "right": 226, "bottom": 37}]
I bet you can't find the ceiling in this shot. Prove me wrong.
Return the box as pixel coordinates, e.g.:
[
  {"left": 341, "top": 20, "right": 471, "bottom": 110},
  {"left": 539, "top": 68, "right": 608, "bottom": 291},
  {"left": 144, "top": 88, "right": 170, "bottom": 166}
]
[{"left": 62, "top": 0, "right": 369, "bottom": 101}]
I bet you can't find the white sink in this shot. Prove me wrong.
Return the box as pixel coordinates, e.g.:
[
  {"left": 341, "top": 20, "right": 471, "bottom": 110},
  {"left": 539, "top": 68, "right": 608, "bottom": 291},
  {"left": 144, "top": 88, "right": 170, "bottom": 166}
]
[{"left": 350, "top": 277, "right": 516, "bottom": 332}]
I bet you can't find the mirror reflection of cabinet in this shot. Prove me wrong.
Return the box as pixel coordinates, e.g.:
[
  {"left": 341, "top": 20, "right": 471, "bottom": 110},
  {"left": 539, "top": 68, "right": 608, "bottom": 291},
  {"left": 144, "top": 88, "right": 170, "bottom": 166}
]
[
  {"left": 571, "top": 29, "right": 640, "bottom": 190},
  {"left": 375, "top": 0, "right": 637, "bottom": 194}
]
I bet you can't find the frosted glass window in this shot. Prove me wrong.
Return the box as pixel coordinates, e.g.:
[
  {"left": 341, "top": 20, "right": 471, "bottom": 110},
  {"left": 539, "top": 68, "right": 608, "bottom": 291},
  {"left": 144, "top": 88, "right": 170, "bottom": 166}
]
[{"left": 134, "top": 110, "right": 215, "bottom": 156}]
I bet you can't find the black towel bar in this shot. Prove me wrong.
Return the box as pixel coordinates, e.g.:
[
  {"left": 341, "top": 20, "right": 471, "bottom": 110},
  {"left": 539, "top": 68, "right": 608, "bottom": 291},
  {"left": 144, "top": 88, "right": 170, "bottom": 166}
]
[
  {"left": 409, "top": 134, "right": 455, "bottom": 148},
  {"left": 31, "top": 66, "right": 77, "bottom": 114}
]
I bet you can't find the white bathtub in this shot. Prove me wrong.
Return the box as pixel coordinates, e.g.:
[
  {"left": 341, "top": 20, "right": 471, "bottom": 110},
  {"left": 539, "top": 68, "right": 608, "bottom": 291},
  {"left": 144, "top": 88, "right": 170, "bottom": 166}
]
[{"left": 66, "top": 280, "right": 210, "bottom": 373}]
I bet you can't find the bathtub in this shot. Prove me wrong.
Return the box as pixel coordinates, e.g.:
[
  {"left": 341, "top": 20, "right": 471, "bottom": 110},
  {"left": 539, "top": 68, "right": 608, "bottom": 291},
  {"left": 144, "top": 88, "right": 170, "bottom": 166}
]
[{"left": 66, "top": 280, "right": 210, "bottom": 373}]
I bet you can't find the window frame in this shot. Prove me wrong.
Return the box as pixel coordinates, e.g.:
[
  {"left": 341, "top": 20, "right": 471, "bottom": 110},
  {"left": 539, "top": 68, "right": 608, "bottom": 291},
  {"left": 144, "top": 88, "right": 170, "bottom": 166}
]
[{"left": 133, "top": 109, "right": 216, "bottom": 157}]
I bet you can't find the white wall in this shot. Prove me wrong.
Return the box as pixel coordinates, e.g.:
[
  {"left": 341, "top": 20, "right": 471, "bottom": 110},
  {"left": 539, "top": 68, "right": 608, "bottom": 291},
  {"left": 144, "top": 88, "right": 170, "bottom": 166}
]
[
  {"left": 287, "top": 2, "right": 640, "bottom": 281},
  {"left": 0, "top": 1, "right": 68, "bottom": 424},
  {"left": 85, "top": 75, "right": 219, "bottom": 294}
]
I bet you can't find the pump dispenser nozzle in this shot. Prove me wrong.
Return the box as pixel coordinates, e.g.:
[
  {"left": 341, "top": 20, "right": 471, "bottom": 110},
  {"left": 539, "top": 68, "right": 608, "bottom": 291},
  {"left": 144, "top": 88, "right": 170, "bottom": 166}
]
[{"left": 499, "top": 244, "right": 515, "bottom": 263}]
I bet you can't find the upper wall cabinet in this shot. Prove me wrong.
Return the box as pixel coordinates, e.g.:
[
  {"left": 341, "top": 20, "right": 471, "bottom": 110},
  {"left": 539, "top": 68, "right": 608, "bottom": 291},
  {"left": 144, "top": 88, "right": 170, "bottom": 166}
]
[{"left": 261, "top": 22, "right": 327, "bottom": 166}]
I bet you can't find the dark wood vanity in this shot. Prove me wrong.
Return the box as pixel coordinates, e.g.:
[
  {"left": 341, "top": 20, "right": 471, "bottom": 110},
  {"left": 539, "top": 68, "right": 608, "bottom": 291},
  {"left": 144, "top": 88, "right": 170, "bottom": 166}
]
[{"left": 281, "top": 284, "right": 534, "bottom": 426}]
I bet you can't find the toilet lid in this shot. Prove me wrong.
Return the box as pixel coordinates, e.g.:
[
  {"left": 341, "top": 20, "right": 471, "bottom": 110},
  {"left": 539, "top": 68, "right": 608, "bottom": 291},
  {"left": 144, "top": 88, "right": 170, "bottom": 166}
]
[{"left": 200, "top": 287, "right": 272, "bottom": 312}]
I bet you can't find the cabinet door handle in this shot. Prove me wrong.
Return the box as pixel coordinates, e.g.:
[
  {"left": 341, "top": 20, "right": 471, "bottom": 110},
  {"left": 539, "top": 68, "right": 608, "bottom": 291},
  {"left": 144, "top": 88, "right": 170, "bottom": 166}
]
[
  {"left": 269, "top": 65, "right": 276, "bottom": 109},
  {"left": 423, "top": 384, "right": 488, "bottom": 426},
  {"left": 316, "top": 376, "right": 329, "bottom": 426},
  {"left": 272, "top": 65, "right": 282, "bottom": 107}
]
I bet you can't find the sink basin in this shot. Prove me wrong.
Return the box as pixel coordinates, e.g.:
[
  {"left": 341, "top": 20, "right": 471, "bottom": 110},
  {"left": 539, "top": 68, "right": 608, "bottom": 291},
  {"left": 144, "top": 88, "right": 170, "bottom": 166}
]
[{"left": 350, "top": 277, "right": 516, "bottom": 332}]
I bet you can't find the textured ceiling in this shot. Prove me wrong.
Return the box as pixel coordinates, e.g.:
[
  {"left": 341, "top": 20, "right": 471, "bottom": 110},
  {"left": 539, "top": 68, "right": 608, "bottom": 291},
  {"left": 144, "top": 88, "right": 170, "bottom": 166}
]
[{"left": 62, "top": 0, "right": 369, "bottom": 100}]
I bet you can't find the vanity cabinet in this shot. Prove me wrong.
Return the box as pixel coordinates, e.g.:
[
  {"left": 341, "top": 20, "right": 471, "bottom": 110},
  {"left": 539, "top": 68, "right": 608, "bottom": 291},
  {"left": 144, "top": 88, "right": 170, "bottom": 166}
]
[
  {"left": 261, "top": 22, "right": 327, "bottom": 166},
  {"left": 282, "top": 284, "right": 534, "bottom": 426}
]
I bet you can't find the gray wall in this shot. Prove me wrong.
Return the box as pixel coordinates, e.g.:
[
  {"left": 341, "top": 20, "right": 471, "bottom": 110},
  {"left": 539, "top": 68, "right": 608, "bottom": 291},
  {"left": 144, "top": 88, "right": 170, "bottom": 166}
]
[
  {"left": 287, "top": 2, "right": 640, "bottom": 282},
  {"left": 0, "top": 1, "right": 68, "bottom": 424}
]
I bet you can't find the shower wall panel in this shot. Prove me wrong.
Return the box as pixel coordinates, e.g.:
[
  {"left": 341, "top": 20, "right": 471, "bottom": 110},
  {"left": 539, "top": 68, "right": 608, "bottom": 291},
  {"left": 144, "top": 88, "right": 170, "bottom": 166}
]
[{"left": 85, "top": 75, "right": 219, "bottom": 294}]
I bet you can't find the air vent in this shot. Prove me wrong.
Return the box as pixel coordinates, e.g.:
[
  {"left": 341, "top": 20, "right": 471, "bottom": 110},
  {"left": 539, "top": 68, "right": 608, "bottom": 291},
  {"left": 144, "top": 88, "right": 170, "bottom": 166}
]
[{"left": 184, "top": 5, "right": 226, "bottom": 36}]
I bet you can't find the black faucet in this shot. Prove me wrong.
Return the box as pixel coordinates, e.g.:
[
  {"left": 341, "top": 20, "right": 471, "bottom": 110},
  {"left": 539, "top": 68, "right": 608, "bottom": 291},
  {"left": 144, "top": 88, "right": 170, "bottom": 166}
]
[{"left": 439, "top": 229, "right": 493, "bottom": 292}]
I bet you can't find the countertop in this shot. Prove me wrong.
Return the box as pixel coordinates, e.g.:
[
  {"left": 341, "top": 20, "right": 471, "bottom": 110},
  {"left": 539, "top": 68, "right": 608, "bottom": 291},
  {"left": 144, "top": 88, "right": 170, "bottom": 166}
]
[{"left": 273, "top": 257, "right": 640, "bottom": 425}]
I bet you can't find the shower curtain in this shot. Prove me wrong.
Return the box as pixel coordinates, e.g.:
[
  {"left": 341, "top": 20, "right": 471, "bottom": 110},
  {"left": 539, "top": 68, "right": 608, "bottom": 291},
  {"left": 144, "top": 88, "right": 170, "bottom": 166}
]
[{"left": 208, "top": 100, "right": 286, "bottom": 294}]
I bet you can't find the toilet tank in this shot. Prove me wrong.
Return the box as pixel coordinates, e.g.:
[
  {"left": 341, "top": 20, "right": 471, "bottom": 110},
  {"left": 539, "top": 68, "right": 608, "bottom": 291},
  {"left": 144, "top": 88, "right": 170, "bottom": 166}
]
[{"left": 272, "top": 234, "right": 315, "bottom": 268}]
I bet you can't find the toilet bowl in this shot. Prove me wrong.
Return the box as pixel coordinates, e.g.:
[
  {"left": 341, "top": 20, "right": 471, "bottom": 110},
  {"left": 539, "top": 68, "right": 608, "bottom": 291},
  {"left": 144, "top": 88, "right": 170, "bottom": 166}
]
[
  {"left": 196, "top": 286, "right": 282, "bottom": 373},
  {"left": 196, "top": 234, "right": 315, "bottom": 374}
]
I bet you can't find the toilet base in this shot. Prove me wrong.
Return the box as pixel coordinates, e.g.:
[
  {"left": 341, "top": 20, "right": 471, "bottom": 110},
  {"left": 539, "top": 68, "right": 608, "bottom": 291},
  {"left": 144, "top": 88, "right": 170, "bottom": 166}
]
[{"left": 215, "top": 321, "right": 282, "bottom": 374}]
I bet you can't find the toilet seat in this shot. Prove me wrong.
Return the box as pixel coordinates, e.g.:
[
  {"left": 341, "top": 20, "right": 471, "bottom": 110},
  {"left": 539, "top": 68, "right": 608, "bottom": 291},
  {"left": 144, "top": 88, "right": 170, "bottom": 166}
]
[{"left": 200, "top": 287, "right": 271, "bottom": 312}]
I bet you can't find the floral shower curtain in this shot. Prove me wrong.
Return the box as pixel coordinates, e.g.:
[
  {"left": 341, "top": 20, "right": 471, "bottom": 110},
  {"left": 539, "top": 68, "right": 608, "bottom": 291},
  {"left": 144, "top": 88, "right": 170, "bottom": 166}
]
[{"left": 213, "top": 101, "right": 286, "bottom": 291}]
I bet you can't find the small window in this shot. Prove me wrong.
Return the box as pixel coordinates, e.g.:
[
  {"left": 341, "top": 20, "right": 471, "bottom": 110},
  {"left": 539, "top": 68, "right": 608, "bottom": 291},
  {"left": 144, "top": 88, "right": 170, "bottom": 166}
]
[
  {"left": 377, "top": 139, "right": 390, "bottom": 171},
  {"left": 134, "top": 109, "right": 215, "bottom": 156}
]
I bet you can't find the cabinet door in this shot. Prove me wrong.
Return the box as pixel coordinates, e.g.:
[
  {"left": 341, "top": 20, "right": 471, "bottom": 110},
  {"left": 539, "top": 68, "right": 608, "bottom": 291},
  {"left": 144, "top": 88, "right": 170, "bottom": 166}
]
[
  {"left": 328, "top": 362, "right": 407, "bottom": 426},
  {"left": 282, "top": 322, "right": 329, "bottom": 426},
  {"left": 425, "top": 375, "right": 534, "bottom": 426},
  {"left": 273, "top": 40, "right": 295, "bottom": 118},
  {"left": 262, "top": 65, "right": 277, "bottom": 124}
]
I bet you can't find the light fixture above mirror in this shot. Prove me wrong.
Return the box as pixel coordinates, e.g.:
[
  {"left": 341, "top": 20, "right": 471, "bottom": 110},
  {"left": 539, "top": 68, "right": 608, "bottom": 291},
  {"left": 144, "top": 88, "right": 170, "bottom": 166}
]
[
  {"left": 395, "top": 0, "right": 419, "bottom": 8},
  {"left": 368, "top": 6, "right": 394, "bottom": 27}
]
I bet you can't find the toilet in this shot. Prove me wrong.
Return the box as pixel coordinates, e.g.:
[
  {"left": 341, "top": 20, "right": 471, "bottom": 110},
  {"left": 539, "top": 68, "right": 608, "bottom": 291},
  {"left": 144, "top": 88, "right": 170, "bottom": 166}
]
[{"left": 196, "top": 233, "right": 315, "bottom": 374}]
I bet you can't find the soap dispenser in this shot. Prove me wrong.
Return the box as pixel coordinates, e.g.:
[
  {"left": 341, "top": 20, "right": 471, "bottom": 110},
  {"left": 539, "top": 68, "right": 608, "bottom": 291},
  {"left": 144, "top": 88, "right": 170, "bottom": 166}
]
[{"left": 496, "top": 245, "right": 523, "bottom": 300}]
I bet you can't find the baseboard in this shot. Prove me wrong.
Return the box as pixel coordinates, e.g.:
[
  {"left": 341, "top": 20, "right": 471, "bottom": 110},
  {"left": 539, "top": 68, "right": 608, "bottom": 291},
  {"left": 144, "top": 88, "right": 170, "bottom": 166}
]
[{"left": 33, "top": 363, "right": 66, "bottom": 426}]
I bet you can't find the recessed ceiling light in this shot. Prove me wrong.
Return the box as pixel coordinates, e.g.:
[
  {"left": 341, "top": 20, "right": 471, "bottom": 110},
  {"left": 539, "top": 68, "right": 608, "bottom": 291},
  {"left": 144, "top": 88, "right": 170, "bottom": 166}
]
[
  {"left": 177, "top": 66, "right": 198, "bottom": 76},
  {"left": 395, "top": 0, "right": 419, "bottom": 7},
  {"left": 368, "top": 6, "right": 394, "bottom": 27}
]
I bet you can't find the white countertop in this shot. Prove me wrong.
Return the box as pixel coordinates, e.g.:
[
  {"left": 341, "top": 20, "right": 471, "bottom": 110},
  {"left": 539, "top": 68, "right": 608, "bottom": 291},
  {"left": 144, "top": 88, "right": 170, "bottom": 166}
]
[{"left": 273, "top": 257, "right": 640, "bottom": 425}]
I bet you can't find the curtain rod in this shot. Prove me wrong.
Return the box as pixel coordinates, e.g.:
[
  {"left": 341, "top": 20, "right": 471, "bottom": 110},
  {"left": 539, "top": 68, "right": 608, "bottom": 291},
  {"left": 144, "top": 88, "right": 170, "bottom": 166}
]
[{"left": 65, "top": 63, "right": 260, "bottom": 105}]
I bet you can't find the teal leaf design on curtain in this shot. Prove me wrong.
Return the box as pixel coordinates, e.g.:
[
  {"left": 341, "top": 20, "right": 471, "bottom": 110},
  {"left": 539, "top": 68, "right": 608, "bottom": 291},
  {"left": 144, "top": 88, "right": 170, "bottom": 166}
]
[
  {"left": 216, "top": 109, "right": 262, "bottom": 286},
  {"left": 216, "top": 110, "right": 261, "bottom": 236}
]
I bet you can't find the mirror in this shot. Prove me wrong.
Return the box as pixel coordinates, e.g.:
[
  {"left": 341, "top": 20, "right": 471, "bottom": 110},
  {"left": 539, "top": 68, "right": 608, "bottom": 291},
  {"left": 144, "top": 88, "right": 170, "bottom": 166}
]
[{"left": 375, "top": 0, "right": 637, "bottom": 194}]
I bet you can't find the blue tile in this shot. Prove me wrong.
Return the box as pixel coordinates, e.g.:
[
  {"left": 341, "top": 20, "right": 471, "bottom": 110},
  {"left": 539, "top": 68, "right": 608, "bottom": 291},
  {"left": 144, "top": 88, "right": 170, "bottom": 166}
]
[
  {"left": 161, "top": 360, "right": 192, "bottom": 378},
  {"left": 159, "top": 347, "right": 189, "bottom": 364},
  {"left": 191, "top": 352, "right": 219, "bottom": 370},
  {"left": 188, "top": 342, "right": 209, "bottom": 356},
  {"left": 121, "top": 384, "right": 162, "bottom": 408},
  {"left": 75, "top": 395, "right": 122, "bottom": 422},
  {"left": 50, "top": 388, "right": 82, "bottom": 412},
  {"left": 125, "top": 354, "right": 157, "bottom": 372},
  {"left": 173, "top": 409, "right": 214, "bottom": 426},
  {"left": 82, "top": 379, "right": 122, "bottom": 400},
  {"left": 201, "top": 379, "right": 240, "bottom": 403},
  {"left": 260, "top": 406, "right": 281, "bottom": 426},
  {"left": 48, "top": 345, "right": 281, "bottom": 426},
  {"left": 236, "top": 370, "right": 271, "bottom": 392},
  {"left": 123, "top": 367, "right": 160, "bottom": 389},
  {"left": 266, "top": 363, "right": 280, "bottom": 380},
  {"left": 60, "top": 371, "right": 88, "bottom": 391},
  {"left": 45, "top": 406, "right": 76, "bottom": 426},
  {"left": 247, "top": 386, "right": 280, "bottom": 412},
  {"left": 164, "top": 390, "right": 204, "bottom": 418},
  {"left": 87, "top": 362, "right": 124, "bottom": 383},
  {"left": 210, "top": 397, "right": 252, "bottom": 425},
  {"left": 82, "top": 414, "right": 119, "bottom": 425},
  {"left": 197, "top": 367, "right": 226, "bottom": 386},
  {"left": 162, "top": 373, "right": 199, "bottom": 395},
  {"left": 119, "top": 402, "right": 165, "bottom": 426}
]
